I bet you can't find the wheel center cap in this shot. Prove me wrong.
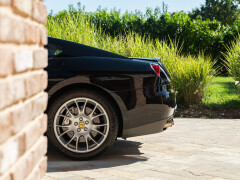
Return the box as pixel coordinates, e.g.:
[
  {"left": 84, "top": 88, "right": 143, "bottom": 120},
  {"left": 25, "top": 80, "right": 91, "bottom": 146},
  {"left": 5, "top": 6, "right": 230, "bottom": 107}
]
[{"left": 79, "top": 122, "right": 85, "bottom": 128}]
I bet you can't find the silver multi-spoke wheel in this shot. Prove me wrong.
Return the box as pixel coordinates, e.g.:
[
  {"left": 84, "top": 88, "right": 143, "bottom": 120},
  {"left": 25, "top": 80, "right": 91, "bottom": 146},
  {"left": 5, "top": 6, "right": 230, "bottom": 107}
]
[{"left": 54, "top": 97, "right": 110, "bottom": 153}]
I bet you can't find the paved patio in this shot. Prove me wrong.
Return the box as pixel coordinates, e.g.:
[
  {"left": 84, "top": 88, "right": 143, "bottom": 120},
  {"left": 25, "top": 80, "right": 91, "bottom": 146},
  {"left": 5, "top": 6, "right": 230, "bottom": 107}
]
[{"left": 44, "top": 118, "right": 240, "bottom": 180}]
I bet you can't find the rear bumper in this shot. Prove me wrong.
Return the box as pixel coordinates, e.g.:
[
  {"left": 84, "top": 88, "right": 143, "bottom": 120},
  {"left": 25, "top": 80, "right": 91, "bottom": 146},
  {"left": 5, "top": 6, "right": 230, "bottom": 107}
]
[
  {"left": 123, "top": 115, "right": 175, "bottom": 138},
  {"left": 117, "top": 80, "right": 176, "bottom": 138}
]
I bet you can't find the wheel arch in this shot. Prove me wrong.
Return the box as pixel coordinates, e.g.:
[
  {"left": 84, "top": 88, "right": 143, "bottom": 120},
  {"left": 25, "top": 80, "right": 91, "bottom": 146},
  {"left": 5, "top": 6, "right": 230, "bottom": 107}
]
[{"left": 47, "top": 83, "right": 124, "bottom": 137}]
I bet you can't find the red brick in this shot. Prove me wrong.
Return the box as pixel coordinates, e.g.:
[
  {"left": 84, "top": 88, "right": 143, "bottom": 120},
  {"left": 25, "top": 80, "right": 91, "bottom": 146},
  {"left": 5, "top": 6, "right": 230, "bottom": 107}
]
[
  {"left": 35, "top": 26, "right": 40, "bottom": 44},
  {"left": 17, "top": 132, "right": 25, "bottom": 157},
  {"left": 24, "top": 152, "right": 34, "bottom": 179},
  {"left": 31, "top": 92, "right": 48, "bottom": 120},
  {"left": 39, "top": 26, "right": 47, "bottom": 45},
  {"left": 24, "top": 116, "right": 42, "bottom": 150},
  {"left": 11, "top": 100, "right": 32, "bottom": 134},
  {"left": 0, "top": 0, "right": 11, "bottom": 6},
  {"left": 41, "top": 114, "right": 48, "bottom": 134},
  {"left": 8, "top": 93, "right": 47, "bottom": 138},
  {"left": 26, "top": 156, "right": 47, "bottom": 180},
  {"left": 0, "top": 172, "right": 11, "bottom": 180},
  {"left": 32, "top": 137, "right": 47, "bottom": 167},
  {"left": 0, "top": 13, "right": 11, "bottom": 43},
  {"left": 26, "top": 166, "right": 40, "bottom": 180},
  {"left": 24, "top": 71, "right": 48, "bottom": 98},
  {"left": 25, "top": 23, "right": 39, "bottom": 44},
  {"left": 10, "top": 152, "right": 28, "bottom": 180},
  {"left": 14, "top": 50, "right": 33, "bottom": 73},
  {"left": 0, "top": 0, "right": 48, "bottom": 178},
  {"left": 0, "top": 77, "right": 25, "bottom": 110},
  {"left": 24, "top": 73, "right": 41, "bottom": 98},
  {"left": 0, "top": 49, "right": 14, "bottom": 77},
  {"left": 11, "top": 77, "right": 26, "bottom": 102},
  {"left": 0, "top": 80, "right": 8, "bottom": 110},
  {"left": 38, "top": 156, "right": 47, "bottom": 179},
  {"left": 33, "top": 49, "right": 48, "bottom": 69},
  {"left": 11, "top": 157, "right": 26, "bottom": 180},
  {"left": 32, "top": 1, "right": 47, "bottom": 24},
  {"left": 10, "top": 136, "right": 47, "bottom": 180},
  {"left": 0, "top": 13, "right": 25, "bottom": 44},
  {"left": 12, "top": 0, "right": 32, "bottom": 17},
  {"left": 40, "top": 71, "right": 48, "bottom": 91},
  {"left": 25, "top": 23, "right": 35, "bottom": 44},
  {"left": 0, "top": 138, "right": 19, "bottom": 174},
  {"left": 12, "top": 18, "right": 25, "bottom": 44},
  {"left": 0, "top": 110, "right": 12, "bottom": 145}
]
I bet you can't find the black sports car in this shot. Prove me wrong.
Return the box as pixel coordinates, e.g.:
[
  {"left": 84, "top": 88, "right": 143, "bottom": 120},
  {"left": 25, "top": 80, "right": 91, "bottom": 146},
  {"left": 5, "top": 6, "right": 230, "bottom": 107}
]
[{"left": 45, "top": 37, "right": 176, "bottom": 159}]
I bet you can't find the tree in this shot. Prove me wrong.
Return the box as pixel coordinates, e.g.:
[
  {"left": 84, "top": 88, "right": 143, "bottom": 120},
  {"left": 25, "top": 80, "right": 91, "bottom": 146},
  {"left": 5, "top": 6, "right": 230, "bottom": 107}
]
[{"left": 189, "top": 0, "right": 240, "bottom": 25}]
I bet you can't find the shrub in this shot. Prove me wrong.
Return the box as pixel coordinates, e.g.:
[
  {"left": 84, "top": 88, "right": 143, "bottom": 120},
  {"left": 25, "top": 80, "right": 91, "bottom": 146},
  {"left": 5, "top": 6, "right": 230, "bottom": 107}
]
[
  {"left": 47, "top": 10, "right": 213, "bottom": 105},
  {"left": 225, "top": 37, "right": 240, "bottom": 95},
  {"left": 170, "top": 55, "right": 213, "bottom": 104}
]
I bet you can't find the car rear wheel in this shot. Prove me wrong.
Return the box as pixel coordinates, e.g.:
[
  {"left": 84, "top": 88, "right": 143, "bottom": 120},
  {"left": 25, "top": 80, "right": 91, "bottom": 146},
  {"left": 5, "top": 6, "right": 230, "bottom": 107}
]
[{"left": 47, "top": 89, "right": 118, "bottom": 160}]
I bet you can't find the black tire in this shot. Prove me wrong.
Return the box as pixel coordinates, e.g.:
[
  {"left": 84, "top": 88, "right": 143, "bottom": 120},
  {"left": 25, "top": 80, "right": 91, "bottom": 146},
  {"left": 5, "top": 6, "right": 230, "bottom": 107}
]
[{"left": 47, "top": 89, "right": 119, "bottom": 160}]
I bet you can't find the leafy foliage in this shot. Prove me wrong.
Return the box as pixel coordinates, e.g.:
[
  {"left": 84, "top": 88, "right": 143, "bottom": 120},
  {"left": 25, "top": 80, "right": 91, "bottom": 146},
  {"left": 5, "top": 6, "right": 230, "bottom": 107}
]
[
  {"left": 47, "top": 10, "right": 213, "bottom": 105},
  {"left": 189, "top": 0, "right": 240, "bottom": 25}
]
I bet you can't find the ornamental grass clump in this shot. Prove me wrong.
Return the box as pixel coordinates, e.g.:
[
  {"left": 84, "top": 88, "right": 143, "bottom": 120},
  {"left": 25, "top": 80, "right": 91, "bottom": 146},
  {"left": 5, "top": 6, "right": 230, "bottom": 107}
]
[
  {"left": 225, "top": 38, "right": 240, "bottom": 80},
  {"left": 47, "top": 10, "right": 213, "bottom": 105},
  {"left": 170, "top": 55, "right": 213, "bottom": 104},
  {"left": 225, "top": 37, "right": 240, "bottom": 96}
]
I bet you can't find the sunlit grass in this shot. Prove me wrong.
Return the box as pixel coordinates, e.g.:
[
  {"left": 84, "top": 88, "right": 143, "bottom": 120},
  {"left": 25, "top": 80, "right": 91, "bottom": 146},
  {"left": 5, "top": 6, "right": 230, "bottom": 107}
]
[{"left": 203, "top": 77, "right": 240, "bottom": 108}]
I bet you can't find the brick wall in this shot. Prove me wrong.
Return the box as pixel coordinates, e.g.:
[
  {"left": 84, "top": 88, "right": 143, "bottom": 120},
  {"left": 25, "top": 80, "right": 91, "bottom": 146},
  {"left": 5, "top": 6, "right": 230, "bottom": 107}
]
[{"left": 0, "top": 0, "right": 48, "bottom": 180}]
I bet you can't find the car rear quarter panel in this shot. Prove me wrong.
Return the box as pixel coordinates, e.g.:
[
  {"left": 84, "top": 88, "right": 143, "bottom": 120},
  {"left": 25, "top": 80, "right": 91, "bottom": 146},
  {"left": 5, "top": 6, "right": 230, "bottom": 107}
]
[{"left": 46, "top": 56, "right": 176, "bottom": 138}]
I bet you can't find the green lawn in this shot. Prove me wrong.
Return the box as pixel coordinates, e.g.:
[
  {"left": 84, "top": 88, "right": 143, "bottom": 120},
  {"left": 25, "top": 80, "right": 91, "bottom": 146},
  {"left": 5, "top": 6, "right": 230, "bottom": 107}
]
[{"left": 203, "top": 76, "right": 240, "bottom": 109}]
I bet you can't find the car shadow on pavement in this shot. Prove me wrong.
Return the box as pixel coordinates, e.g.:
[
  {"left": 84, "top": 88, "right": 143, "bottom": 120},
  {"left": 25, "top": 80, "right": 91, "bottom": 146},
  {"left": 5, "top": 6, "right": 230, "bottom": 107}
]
[{"left": 47, "top": 139, "right": 148, "bottom": 172}]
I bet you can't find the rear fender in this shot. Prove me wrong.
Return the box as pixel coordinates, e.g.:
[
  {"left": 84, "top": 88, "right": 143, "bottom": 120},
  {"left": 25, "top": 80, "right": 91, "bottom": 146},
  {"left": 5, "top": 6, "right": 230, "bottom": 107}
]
[{"left": 47, "top": 76, "right": 129, "bottom": 137}]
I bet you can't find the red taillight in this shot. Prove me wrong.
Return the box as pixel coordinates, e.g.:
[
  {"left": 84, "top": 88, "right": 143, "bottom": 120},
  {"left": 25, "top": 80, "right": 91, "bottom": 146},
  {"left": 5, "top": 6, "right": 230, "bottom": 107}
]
[{"left": 151, "top": 64, "right": 161, "bottom": 76}]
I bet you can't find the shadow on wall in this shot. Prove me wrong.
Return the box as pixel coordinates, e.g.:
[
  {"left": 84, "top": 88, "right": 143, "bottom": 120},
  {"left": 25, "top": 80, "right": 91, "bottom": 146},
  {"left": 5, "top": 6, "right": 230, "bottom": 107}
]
[{"left": 47, "top": 140, "right": 147, "bottom": 172}]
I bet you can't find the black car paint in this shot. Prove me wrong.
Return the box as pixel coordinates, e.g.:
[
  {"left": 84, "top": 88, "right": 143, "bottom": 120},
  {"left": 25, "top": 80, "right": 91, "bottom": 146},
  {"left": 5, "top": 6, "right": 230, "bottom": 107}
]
[{"left": 46, "top": 37, "right": 176, "bottom": 138}]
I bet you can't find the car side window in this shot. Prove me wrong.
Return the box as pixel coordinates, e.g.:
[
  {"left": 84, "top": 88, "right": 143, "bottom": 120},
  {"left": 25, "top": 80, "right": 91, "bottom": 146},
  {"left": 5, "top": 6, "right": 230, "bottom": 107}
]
[{"left": 45, "top": 43, "right": 63, "bottom": 58}]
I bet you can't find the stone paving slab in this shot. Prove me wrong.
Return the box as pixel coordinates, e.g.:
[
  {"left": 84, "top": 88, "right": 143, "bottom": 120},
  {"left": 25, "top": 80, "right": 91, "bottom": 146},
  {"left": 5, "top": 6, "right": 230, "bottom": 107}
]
[{"left": 44, "top": 118, "right": 240, "bottom": 180}]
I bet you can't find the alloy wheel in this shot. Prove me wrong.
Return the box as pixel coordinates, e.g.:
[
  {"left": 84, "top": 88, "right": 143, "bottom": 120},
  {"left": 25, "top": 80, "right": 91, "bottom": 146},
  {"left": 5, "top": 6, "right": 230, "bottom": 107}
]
[{"left": 53, "top": 97, "right": 110, "bottom": 153}]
